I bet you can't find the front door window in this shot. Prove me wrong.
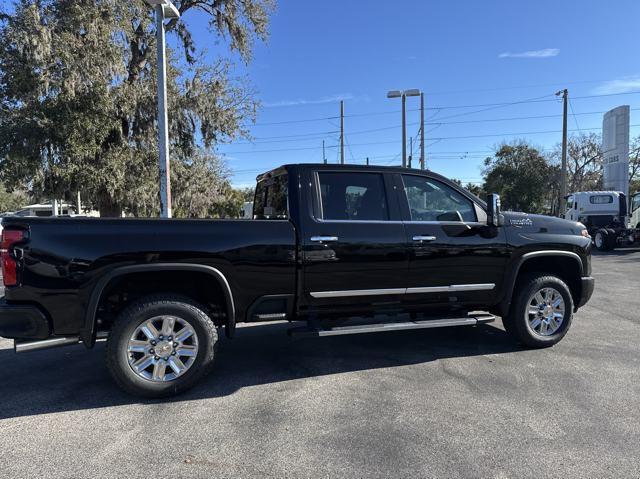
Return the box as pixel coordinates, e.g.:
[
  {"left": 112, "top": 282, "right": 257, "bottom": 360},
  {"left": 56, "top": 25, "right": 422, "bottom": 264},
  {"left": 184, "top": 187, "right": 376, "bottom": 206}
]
[{"left": 402, "top": 175, "right": 476, "bottom": 223}]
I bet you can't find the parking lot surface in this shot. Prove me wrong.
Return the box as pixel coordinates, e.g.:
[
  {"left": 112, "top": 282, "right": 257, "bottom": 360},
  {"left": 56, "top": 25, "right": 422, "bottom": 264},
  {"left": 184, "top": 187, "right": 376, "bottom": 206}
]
[{"left": 1, "top": 249, "right": 639, "bottom": 478}]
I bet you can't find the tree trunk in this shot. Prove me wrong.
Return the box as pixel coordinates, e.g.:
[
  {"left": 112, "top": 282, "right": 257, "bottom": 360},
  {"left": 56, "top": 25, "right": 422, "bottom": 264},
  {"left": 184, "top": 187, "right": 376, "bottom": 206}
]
[{"left": 99, "top": 198, "right": 123, "bottom": 218}]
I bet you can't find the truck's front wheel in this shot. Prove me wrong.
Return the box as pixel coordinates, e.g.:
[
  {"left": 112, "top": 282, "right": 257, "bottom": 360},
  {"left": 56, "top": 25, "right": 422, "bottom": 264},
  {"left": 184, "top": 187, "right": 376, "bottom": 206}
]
[
  {"left": 106, "top": 294, "right": 218, "bottom": 398},
  {"left": 503, "top": 274, "right": 574, "bottom": 348}
]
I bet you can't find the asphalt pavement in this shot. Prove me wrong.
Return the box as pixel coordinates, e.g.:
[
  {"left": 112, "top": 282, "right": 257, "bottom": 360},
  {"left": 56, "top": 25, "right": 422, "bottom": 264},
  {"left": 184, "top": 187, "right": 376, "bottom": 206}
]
[{"left": 0, "top": 249, "right": 639, "bottom": 478}]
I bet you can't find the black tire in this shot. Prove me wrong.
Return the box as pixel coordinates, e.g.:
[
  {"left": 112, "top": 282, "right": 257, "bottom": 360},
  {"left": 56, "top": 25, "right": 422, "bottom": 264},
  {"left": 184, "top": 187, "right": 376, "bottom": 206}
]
[
  {"left": 106, "top": 294, "right": 218, "bottom": 398},
  {"left": 605, "top": 228, "right": 617, "bottom": 250},
  {"left": 594, "top": 228, "right": 612, "bottom": 251},
  {"left": 505, "top": 273, "right": 574, "bottom": 348}
]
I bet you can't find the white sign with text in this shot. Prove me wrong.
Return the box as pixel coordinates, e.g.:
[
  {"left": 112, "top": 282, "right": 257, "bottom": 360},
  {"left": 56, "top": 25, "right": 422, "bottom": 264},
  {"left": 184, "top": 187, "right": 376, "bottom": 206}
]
[{"left": 602, "top": 105, "right": 630, "bottom": 197}]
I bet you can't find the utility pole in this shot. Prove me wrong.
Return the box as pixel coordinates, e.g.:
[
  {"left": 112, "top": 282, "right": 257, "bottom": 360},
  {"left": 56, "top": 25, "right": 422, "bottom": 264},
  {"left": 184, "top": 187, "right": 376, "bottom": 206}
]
[
  {"left": 340, "top": 100, "right": 345, "bottom": 164},
  {"left": 420, "top": 93, "right": 425, "bottom": 170},
  {"left": 557, "top": 89, "right": 568, "bottom": 216},
  {"left": 366, "top": 157, "right": 369, "bottom": 166},
  {"left": 323, "top": 140, "right": 326, "bottom": 164},
  {"left": 408, "top": 136, "right": 413, "bottom": 168}
]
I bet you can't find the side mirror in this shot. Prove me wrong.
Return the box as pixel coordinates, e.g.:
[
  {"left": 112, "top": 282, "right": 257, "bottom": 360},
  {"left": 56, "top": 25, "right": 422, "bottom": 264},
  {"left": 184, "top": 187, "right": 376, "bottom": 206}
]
[
  {"left": 619, "top": 193, "right": 628, "bottom": 218},
  {"left": 486, "top": 193, "right": 501, "bottom": 227}
]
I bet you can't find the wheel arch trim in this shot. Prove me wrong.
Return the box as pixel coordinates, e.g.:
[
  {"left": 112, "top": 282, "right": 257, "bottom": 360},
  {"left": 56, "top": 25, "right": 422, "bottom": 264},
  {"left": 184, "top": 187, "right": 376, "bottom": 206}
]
[
  {"left": 518, "top": 250, "right": 583, "bottom": 274},
  {"left": 82, "top": 263, "right": 236, "bottom": 346},
  {"left": 498, "top": 250, "right": 584, "bottom": 316}
]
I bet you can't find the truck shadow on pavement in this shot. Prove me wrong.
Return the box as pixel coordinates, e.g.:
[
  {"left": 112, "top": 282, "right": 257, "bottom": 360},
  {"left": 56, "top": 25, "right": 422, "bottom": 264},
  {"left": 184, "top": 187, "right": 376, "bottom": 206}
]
[{"left": 0, "top": 321, "right": 523, "bottom": 420}]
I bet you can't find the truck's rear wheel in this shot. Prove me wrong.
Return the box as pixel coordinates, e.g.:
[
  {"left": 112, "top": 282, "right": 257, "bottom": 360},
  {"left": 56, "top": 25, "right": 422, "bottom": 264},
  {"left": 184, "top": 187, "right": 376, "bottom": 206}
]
[
  {"left": 594, "top": 229, "right": 612, "bottom": 251},
  {"left": 106, "top": 294, "right": 218, "bottom": 398},
  {"left": 605, "top": 228, "right": 618, "bottom": 250},
  {"left": 503, "top": 274, "right": 574, "bottom": 348}
]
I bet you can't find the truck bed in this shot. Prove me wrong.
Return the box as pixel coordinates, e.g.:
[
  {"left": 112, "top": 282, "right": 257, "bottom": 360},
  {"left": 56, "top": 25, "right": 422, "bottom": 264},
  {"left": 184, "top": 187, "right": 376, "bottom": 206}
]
[{"left": 1, "top": 216, "right": 297, "bottom": 337}]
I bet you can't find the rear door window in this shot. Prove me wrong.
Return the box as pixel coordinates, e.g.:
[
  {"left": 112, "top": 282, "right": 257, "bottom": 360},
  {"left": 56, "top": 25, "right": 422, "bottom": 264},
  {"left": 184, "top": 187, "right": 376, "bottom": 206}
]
[{"left": 317, "top": 172, "right": 389, "bottom": 221}]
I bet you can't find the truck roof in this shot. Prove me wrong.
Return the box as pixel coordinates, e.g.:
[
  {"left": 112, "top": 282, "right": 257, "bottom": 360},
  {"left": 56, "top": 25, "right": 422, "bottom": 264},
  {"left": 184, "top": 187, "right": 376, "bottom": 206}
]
[
  {"left": 569, "top": 191, "right": 623, "bottom": 196},
  {"left": 258, "top": 163, "right": 445, "bottom": 181}
]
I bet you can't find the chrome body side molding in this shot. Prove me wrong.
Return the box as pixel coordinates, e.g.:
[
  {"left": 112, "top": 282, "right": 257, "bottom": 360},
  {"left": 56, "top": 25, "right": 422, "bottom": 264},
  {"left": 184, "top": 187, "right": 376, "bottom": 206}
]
[
  {"left": 406, "top": 283, "right": 495, "bottom": 294},
  {"left": 310, "top": 288, "right": 406, "bottom": 298},
  {"left": 310, "top": 283, "right": 495, "bottom": 298}
]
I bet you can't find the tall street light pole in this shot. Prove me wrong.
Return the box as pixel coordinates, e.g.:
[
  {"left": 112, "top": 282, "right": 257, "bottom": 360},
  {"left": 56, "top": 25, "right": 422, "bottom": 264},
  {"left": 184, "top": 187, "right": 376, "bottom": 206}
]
[
  {"left": 420, "top": 92, "right": 425, "bottom": 170},
  {"left": 340, "top": 100, "right": 345, "bottom": 164},
  {"left": 401, "top": 94, "right": 406, "bottom": 167},
  {"left": 146, "top": 0, "right": 180, "bottom": 218},
  {"left": 387, "top": 89, "right": 421, "bottom": 168}
]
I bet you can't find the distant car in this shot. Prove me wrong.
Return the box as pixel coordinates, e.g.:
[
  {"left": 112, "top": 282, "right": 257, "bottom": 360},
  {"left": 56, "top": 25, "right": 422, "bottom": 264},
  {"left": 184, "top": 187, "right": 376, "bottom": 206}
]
[{"left": 11, "top": 203, "right": 75, "bottom": 217}]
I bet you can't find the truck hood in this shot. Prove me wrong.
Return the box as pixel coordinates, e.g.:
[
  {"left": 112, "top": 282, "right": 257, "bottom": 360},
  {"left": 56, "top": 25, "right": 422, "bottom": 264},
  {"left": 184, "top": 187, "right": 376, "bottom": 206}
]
[{"left": 502, "top": 211, "right": 586, "bottom": 235}]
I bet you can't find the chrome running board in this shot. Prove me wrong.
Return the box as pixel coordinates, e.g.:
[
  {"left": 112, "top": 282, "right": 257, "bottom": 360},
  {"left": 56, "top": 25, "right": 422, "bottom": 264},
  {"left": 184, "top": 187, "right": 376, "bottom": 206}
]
[
  {"left": 289, "top": 313, "right": 495, "bottom": 338},
  {"left": 14, "top": 331, "right": 109, "bottom": 353},
  {"left": 15, "top": 336, "right": 80, "bottom": 353}
]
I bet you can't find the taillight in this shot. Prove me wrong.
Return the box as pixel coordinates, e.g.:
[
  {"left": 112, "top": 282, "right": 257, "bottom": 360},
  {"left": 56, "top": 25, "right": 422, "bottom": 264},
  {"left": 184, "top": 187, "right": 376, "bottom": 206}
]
[{"left": 1, "top": 229, "right": 26, "bottom": 287}]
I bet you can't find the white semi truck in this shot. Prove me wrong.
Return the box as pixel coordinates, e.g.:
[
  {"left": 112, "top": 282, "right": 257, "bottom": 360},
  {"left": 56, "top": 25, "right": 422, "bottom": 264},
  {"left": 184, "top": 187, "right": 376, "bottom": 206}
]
[{"left": 564, "top": 191, "right": 640, "bottom": 251}]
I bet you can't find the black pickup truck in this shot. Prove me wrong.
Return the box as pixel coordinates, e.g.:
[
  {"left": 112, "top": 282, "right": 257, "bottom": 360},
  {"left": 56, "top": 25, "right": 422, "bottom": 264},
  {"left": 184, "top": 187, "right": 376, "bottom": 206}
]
[{"left": 0, "top": 164, "right": 594, "bottom": 397}]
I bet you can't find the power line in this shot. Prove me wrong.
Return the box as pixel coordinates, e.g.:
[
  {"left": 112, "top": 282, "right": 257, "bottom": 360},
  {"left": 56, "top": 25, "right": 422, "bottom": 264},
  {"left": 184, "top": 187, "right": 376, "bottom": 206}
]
[
  {"left": 345, "top": 136, "right": 356, "bottom": 162},
  {"left": 222, "top": 124, "right": 640, "bottom": 154},
  {"left": 418, "top": 77, "right": 629, "bottom": 96},
  {"left": 568, "top": 99, "right": 582, "bottom": 132},
  {"left": 246, "top": 90, "right": 640, "bottom": 127},
  {"left": 403, "top": 90, "right": 640, "bottom": 115},
  {"left": 226, "top": 108, "right": 640, "bottom": 146},
  {"left": 239, "top": 130, "right": 339, "bottom": 141},
  {"left": 430, "top": 109, "right": 639, "bottom": 126},
  {"left": 225, "top": 133, "right": 337, "bottom": 146},
  {"left": 250, "top": 115, "right": 338, "bottom": 126},
  {"left": 343, "top": 109, "right": 640, "bottom": 139},
  {"left": 416, "top": 93, "right": 558, "bottom": 123}
]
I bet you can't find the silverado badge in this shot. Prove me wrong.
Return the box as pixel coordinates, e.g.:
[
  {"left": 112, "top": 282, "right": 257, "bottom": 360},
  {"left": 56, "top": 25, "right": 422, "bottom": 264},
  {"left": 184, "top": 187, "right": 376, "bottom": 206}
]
[{"left": 509, "top": 218, "right": 533, "bottom": 226}]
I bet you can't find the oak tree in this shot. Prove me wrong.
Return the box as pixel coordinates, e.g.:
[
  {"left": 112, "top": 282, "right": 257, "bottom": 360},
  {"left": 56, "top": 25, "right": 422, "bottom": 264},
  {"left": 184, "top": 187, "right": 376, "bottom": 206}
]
[{"left": 0, "top": 0, "right": 274, "bottom": 216}]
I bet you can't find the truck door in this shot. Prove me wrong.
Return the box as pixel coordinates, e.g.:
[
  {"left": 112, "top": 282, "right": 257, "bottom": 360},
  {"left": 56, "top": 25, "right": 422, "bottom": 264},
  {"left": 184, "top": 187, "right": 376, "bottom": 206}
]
[
  {"left": 396, "top": 173, "right": 508, "bottom": 310},
  {"left": 299, "top": 168, "right": 409, "bottom": 315},
  {"left": 631, "top": 193, "right": 640, "bottom": 228}
]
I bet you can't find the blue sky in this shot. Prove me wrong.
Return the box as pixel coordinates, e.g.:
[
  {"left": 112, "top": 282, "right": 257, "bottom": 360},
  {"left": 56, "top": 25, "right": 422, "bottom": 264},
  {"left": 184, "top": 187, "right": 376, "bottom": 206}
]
[
  {"left": 184, "top": 0, "right": 640, "bottom": 187},
  {"left": 5, "top": 0, "right": 638, "bottom": 188}
]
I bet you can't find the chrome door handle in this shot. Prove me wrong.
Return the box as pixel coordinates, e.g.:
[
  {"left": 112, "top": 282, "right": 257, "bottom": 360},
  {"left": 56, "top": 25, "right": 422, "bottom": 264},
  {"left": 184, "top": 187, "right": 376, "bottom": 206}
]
[
  {"left": 310, "top": 236, "right": 339, "bottom": 242},
  {"left": 413, "top": 235, "right": 436, "bottom": 242}
]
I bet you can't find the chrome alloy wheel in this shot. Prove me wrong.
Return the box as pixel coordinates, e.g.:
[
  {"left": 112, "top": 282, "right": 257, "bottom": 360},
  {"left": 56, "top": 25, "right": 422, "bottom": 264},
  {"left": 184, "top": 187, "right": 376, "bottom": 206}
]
[
  {"left": 525, "top": 287, "right": 566, "bottom": 336},
  {"left": 127, "top": 315, "right": 199, "bottom": 382}
]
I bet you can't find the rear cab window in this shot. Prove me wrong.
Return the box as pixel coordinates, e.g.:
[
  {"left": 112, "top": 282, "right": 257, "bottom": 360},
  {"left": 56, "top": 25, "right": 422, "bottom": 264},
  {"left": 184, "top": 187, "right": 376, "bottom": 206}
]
[{"left": 254, "top": 170, "right": 288, "bottom": 219}]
